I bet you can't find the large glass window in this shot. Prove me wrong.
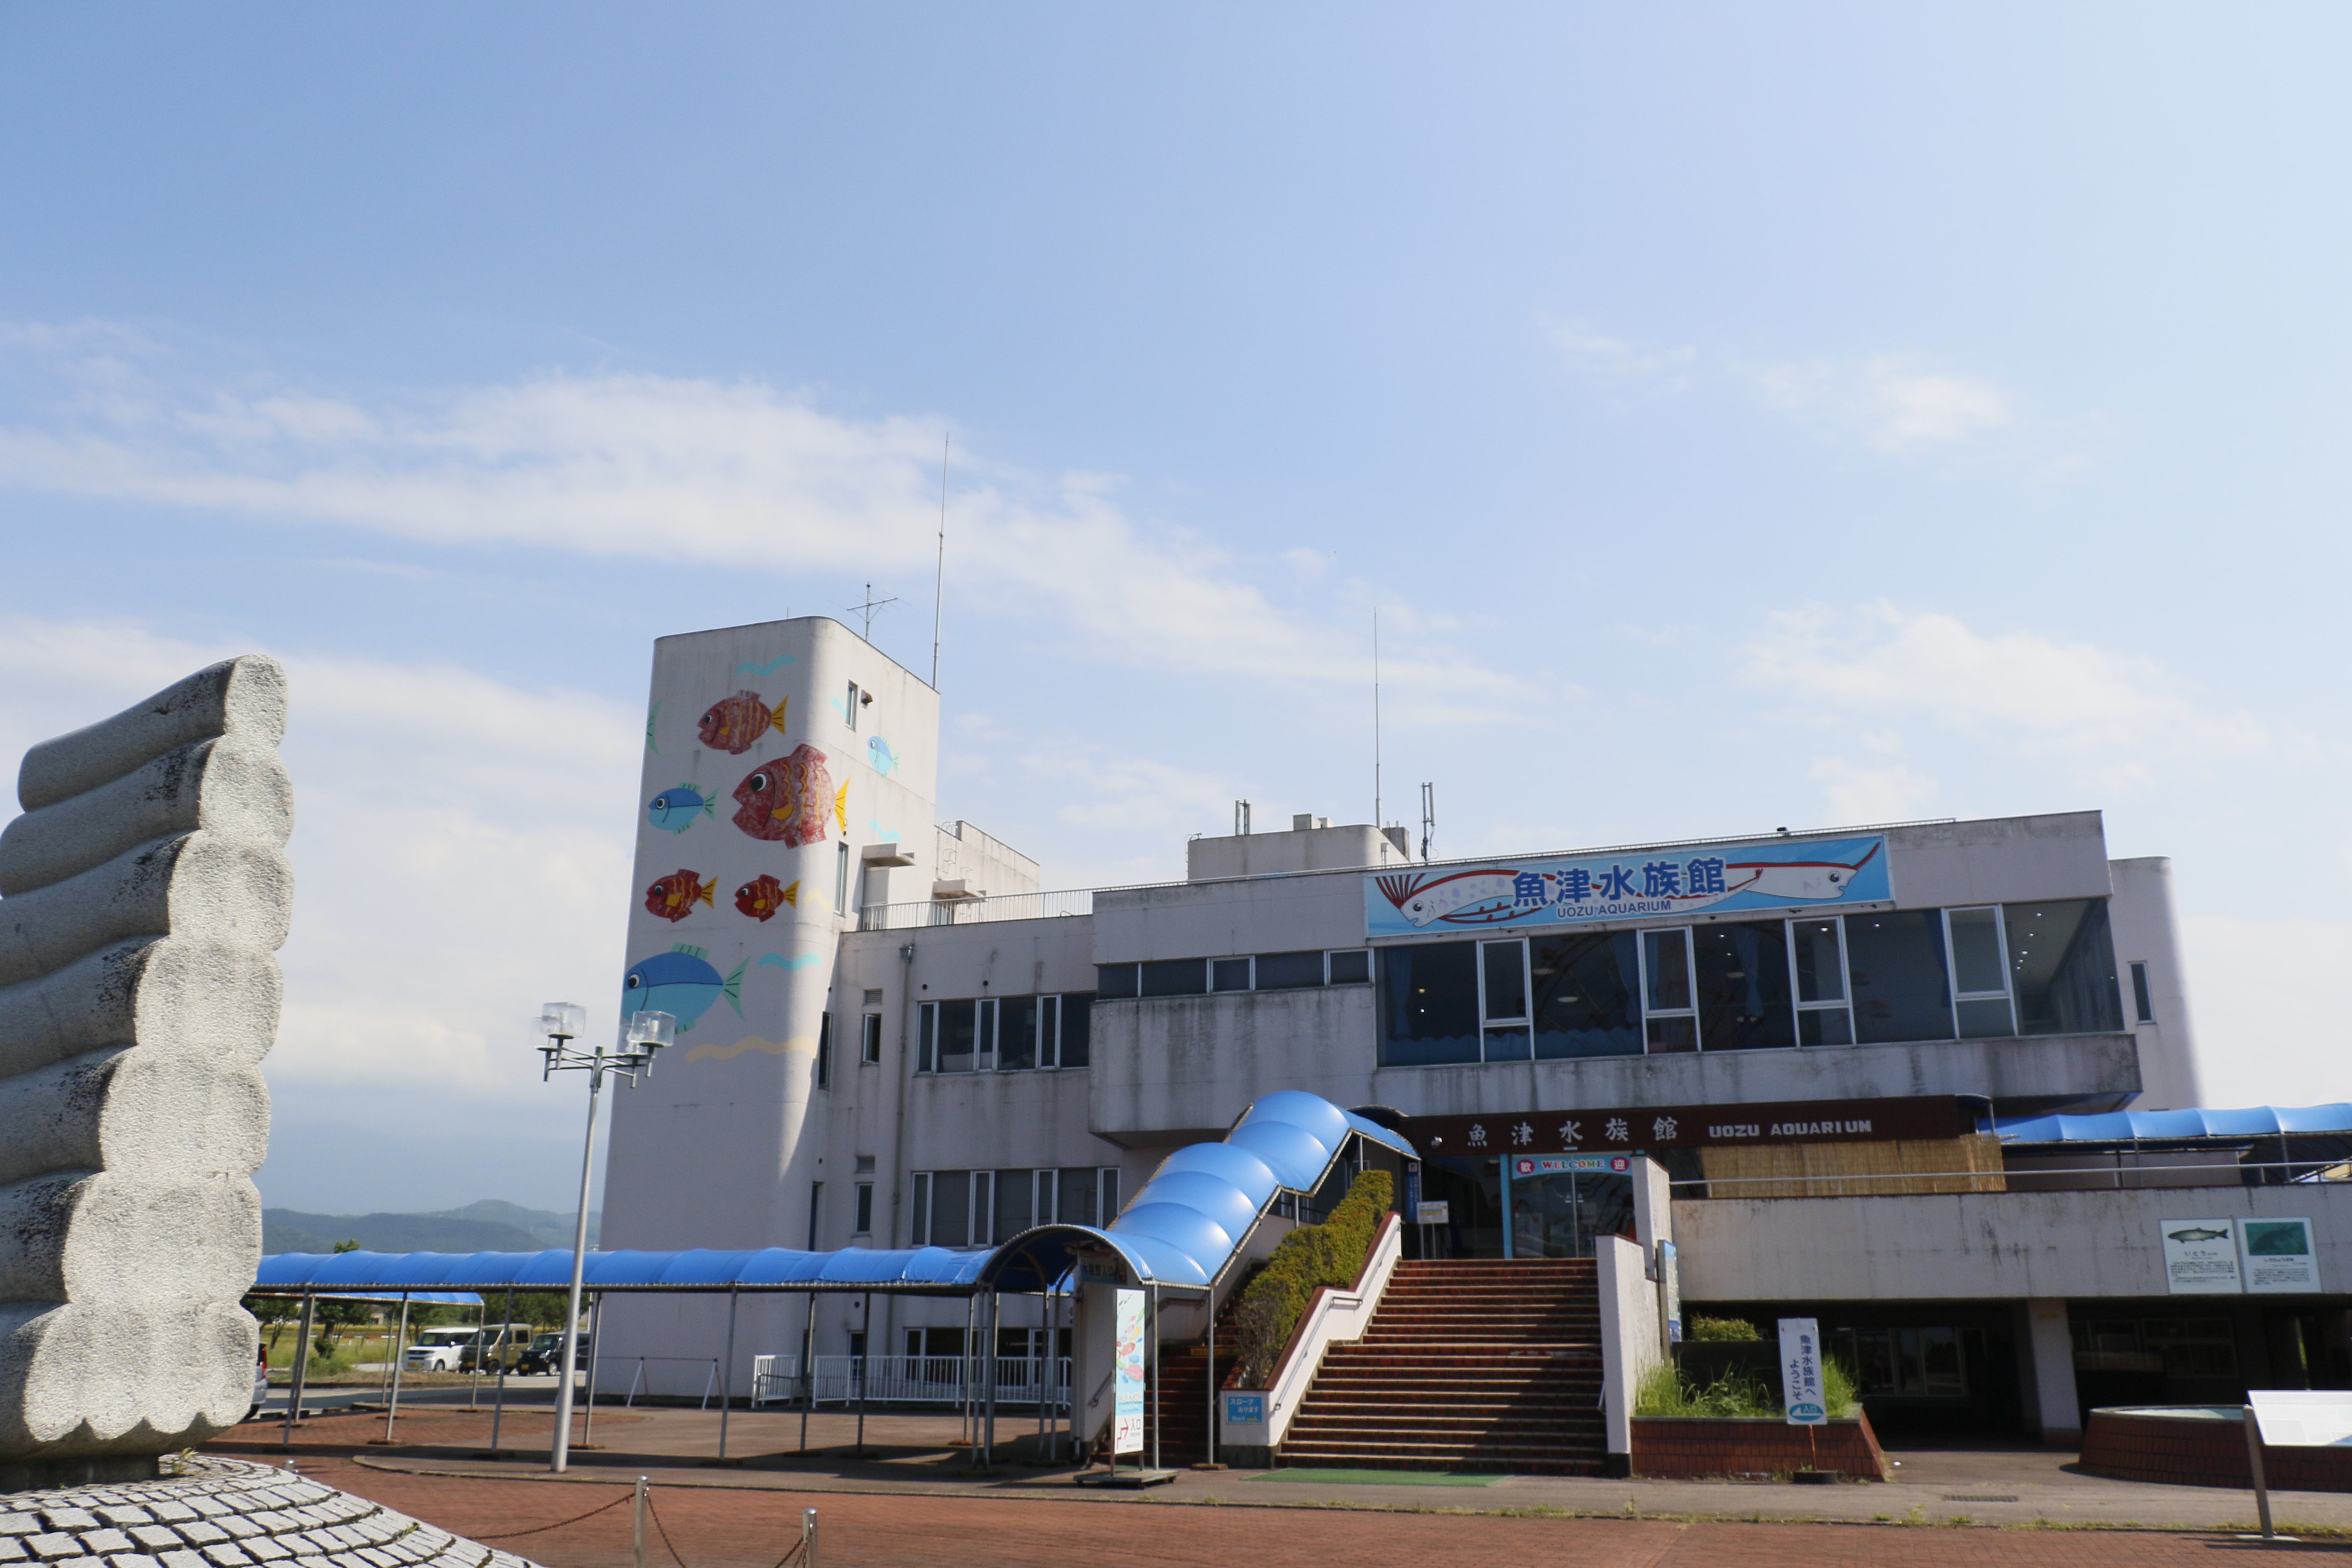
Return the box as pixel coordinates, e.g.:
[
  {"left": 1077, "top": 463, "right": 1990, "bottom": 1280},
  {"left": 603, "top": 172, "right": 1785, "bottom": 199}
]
[
  {"left": 1946, "top": 907, "right": 2016, "bottom": 1038},
  {"left": 1530, "top": 930, "right": 1642, "bottom": 1059},
  {"left": 1255, "top": 950, "right": 1327, "bottom": 991},
  {"left": 1061, "top": 994, "right": 1093, "bottom": 1067},
  {"left": 1789, "top": 918, "right": 1853, "bottom": 1045},
  {"left": 1692, "top": 921, "right": 1796, "bottom": 1051},
  {"left": 934, "top": 999, "right": 978, "bottom": 1072},
  {"left": 1641, "top": 928, "right": 1697, "bottom": 1052},
  {"left": 2005, "top": 899, "right": 2123, "bottom": 1034},
  {"left": 1140, "top": 958, "right": 1207, "bottom": 997},
  {"left": 1847, "top": 911, "right": 1953, "bottom": 1043},
  {"left": 999, "top": 995, "right": 1039, "bottom": 1070},
  {"left": 1377, "top": 942, "right": 1480, "bottom": 1066},
  {"left": 1096, "top": 963, "right": 1138, "bottom": 999},
  {"left": 1479, "top": 939, "right": 1531, "bottom": 1061}
]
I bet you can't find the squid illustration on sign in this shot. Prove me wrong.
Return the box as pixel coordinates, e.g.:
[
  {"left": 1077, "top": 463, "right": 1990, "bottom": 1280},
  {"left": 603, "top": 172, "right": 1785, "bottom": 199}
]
[{"left": 1375, "top": 841, "right": 1883, "bottom": 929}]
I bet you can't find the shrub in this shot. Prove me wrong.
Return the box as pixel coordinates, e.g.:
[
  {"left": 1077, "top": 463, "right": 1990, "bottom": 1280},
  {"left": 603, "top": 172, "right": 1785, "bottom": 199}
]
[
  {"left": 1231, "top": 1169, "right": 1394, "bottom": 1386},
  {"left": 1634, "top": 1355, "right": 1861, "bottom": 1419},
  {"left": 1685, "top": 1315, "right": 1762, "bottom": 1341}
]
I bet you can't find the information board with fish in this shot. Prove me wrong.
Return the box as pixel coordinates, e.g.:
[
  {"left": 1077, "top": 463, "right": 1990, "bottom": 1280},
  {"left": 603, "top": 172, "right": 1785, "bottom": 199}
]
[
  {"left": 731, "top": 745, "right": 833, "bottom": 845},
  {"left": 1365, "top": 834, "right": 1890, "bottom": 938}
]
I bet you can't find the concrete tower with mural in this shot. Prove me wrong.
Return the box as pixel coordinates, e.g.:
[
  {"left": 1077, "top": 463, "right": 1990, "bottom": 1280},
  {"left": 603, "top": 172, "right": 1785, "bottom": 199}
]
[{"left": 597, "top": 616, "right": 942, "bottom": 1390}]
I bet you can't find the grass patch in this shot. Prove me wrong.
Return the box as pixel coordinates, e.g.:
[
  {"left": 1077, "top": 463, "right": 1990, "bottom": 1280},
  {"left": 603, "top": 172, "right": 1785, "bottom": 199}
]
[{"left": 1634, "top": 1354, "right": 1859, "bottom": 1418}]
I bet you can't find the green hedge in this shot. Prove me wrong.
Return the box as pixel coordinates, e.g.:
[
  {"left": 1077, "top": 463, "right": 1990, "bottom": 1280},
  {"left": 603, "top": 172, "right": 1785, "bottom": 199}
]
[{"left": 1231, "top": 1169, "right": 1394, "bottom": 1386}]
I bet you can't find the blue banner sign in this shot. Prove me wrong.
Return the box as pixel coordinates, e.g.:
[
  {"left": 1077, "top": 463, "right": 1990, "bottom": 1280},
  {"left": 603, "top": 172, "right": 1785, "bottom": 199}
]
[{"left": 1366, "top": 834, "right": 1889, "bottom": 938}]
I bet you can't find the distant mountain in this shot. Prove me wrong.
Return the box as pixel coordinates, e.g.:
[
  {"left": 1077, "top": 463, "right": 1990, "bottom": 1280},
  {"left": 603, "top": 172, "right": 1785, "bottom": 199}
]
[{"left": 261, "top": 1202, "right": 601, "bottom": 1256}]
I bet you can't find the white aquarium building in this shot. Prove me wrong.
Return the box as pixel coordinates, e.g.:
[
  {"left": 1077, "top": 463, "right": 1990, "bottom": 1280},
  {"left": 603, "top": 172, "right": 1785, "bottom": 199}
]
[{"left": 596, "top": 615, "right": 2348, "bottom": 1447}]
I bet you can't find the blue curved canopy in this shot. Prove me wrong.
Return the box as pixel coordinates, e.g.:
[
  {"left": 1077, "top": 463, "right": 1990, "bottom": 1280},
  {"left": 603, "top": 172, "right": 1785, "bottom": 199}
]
[
  {"left": 254, "top": 1089, "right": 1416, "bottom": 1300},
  {"left": 1996, "top": 1102, "right": 2352, "bottom": 1144}
]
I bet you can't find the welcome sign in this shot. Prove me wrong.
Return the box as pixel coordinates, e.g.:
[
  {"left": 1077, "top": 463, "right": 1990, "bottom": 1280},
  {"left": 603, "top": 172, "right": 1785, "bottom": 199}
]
[{"left": 1366, "top": 834, "right": 1891, "bottom": 938}]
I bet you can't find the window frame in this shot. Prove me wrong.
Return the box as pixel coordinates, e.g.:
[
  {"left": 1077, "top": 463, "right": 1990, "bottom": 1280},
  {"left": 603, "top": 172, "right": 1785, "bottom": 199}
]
[
  {"left": 1943, "top": 905, "right": 2017, "bottom": 1038},
  {"left": 1097, "top": 1166, "right": 1121, "bottom": 1226},
  {"left": 845, "top": 681, "right": 861, "bottom": 731},
  {"left": 1785, "top": 916, "right": 1855, "bottom": 1047},
  {"left": 1476, "top": 937, "right": 1533, "bottom": 1062},
  {"left": 1637, "top": 926, "right": 1700, "bottom": 1051},
  {"left": 861, "top": 1011, "right": 883, "bottom": 1064},
  {"left": 853, "top": 1182, "right": 874, "bottom": 1237},
  {"left": 816, "top": 1012, "right": 833, "bottom": 1088},
  {"left": 909, "top": 1171, "right": 932, "bottom": 1246},
  {"left": 2130, "top": 961, "right": 2154, "bottom": 1023},
  {"left": 835, "top": 841, "right": 851, "bottom": 913}
]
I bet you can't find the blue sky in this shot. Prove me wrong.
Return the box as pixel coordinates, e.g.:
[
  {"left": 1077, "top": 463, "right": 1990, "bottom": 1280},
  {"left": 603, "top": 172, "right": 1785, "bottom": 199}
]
[{"left": 1, "top": 4, "right": 2344, "bottom": 1212}]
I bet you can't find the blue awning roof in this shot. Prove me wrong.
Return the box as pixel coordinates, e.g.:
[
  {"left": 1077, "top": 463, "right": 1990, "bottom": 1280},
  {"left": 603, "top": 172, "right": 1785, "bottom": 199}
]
[
  {"left": 1995, "top": 1103, "right": 2352, "bottom": 1144},
  {"left": 254, "top": 1089, "right": 1416, "bottom": 1300}
]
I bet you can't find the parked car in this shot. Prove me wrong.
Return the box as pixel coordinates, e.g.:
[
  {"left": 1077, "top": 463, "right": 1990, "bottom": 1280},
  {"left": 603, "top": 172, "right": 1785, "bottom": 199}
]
[
  {"left": 403, "top": 1327, "right": 479, "bottom": 1373},
  {"left": 458, "top": 1325, "right": 529, "bottom": 1374},
  {"left": 516, "top": 1332, "right": 590, "bottom": 1376}
]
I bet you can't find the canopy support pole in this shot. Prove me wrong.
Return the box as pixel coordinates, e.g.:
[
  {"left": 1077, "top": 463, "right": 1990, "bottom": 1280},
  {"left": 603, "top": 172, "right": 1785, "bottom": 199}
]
[
  {"left": 852, "top": 1294, "right": 871, "bottom": 1456},
  {"left": 381, "top": 1294, "right": 410, "bottom": 1444},
  {"left": 1206, "top": 1299, "right": 1217, "bottom": 1469},
  {"left": 281, "top": 1293, "right": 314, "bottom": 1449},
  {"left": 984, "top": 1291, "right": 999, "bottom": 1466},
  {"left": 490, "top": 1286, "right": 514, "bottom": 1454},
  {"left": 1150, "top": 1283, "right": 1161, "bottom": 1475},
  {"left": 716, "top": 1286, "right": 739, "bottom": 1461},
  {"left": 582, "top": 1293, "right": 604, "bottom": 1449},
  {"left": 798, "top": 1290, "right": 814, "bottom": 1454}
]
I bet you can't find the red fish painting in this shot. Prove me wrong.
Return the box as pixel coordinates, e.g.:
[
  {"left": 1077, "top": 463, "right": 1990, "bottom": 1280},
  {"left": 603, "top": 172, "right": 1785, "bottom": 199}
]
[
  {"left": 698, "top": 690, "right": 788, "bottom": 754},
  {"left": 733, "top": 745, "right": 832, "bottom": 845},
  {"left": 734, "top": 873, "right": 799, "bottom": 921},
  {"left": 644, "top": 868, "right": 715, "bottom": 923}
]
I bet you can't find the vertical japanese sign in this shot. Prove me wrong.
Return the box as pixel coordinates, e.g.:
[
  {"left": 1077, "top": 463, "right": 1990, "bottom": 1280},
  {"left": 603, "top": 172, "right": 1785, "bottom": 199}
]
[
  {"left": 2240, "top": 1219, "right": 2321, "bottom": 1294},
  {"left": 2159, "top": 1218, "right": 2244, "bottom": 1294},
  {"left": 1657, "top": 1241, "right": 1682, "bottom": 1345},
  {"left": 1112, "top": 1288, "right": 1145, "bottom": 1455},
  {"left": 1779, "top": 1317, "right": 1825, "bottom": 1425}
]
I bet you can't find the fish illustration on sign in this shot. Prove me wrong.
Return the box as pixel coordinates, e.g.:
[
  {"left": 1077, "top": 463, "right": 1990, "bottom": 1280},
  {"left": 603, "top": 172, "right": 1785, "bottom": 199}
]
[
  {"left": 833, "top": 780, "right": 849, "bottom": 833},
  {"left": 731, "top": 744, "right": 832, "bottom": 845},
  {"left": 621, "top": 944, "right": 747, "bottom": 1033},
  {"left": 1720, "top": 843, "right": 1882, "bottom": 901},
  {"left": 734, "top": 873, "right": 798, "bottom": 922},
  {"left": 1375, "top": 841, "right": 1885, "bottom": 929},
  {"left": 2167, "top": 1226, "right": 2231, "bottom": 1243},
  {"left": 867, "top": 736, "right": 899, "bottom": 777},
  {"left": 646, "top": 784, "right": 716, "bottom": 834},
  {"left": 1379, "top": 870, "right": 1526, "bottom": 928},
  {"left": 699, "top": 689, "right": 789, "bottom": 755},
  {"left": 644, "top": 868, "right": 716, "bottom": 923},
  {"left": 645, "top": 700, "right": 660, "bottom": 755}
]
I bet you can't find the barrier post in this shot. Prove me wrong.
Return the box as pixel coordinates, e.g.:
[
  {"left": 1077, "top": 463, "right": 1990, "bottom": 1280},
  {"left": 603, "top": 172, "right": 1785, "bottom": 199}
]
[
  {"left": 632, "top": 1476, "right": 648, "bottom": 1568},
  {"left": 802, "top": 1507, "right": 819, "bottom": 1568},
  {"left": 379, "top": 1294, "right": 410, "bottom": 1444},
  {"left": 2245, "top": 1405, "right": 2276, "bottom": 1541},
  {"left": 280, "top": 1294, "right": 315, "bottom": 1448}
]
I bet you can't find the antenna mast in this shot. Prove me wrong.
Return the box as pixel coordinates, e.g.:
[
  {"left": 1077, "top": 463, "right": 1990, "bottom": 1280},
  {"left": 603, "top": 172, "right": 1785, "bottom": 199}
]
[
  {"left": 931, "top": 436, "right": 949, "bottom": 689},
  {"left": 1419, "top": 781, "right": 1435, "bottom": 863},
  {"left": 1373, "top": 608, "right": 1383, "bottom": 831}
]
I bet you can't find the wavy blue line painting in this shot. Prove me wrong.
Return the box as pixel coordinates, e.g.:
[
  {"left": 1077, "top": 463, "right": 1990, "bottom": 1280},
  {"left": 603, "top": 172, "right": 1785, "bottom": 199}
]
[{"left": 736, "top": 653, "right": 797, "bottom": 678}]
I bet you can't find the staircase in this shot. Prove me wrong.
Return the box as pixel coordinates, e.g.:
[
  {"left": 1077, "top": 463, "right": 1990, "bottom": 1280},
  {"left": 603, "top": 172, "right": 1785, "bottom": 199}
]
[
  {"left": 1152, "top": 1289, "right": 1247, "bottom": 1467},
  {"left": 1276, "top": 1258, "right": 1607, "bottom": 1475}
]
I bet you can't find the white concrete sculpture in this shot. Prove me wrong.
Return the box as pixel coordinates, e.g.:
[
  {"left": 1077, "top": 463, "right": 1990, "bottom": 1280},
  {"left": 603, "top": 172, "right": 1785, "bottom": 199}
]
[{"left": 0, "top": 657, "right": 291, "bottom": 1485}]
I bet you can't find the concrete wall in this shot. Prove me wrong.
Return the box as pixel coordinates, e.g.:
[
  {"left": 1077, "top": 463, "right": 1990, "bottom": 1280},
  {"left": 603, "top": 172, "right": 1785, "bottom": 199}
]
[
  {"left": 1184, "top": 823, "right": 1414, "bottom": 883},
  {"left": 2107, "top": 857, "right": 2205, "bottom": 1111},
  {"left": 1675, "top": 1183, "right": 2352, "bottom": 1301},
  {"left": 1597, "top": 1234, "right": 1661, "bottom": 1467},
  {"left": 1876, "top": 812, "right": 2113, "bottom": 909},
  {"left": 934, "top": 820, "right": 1040, "bottom": 900}
]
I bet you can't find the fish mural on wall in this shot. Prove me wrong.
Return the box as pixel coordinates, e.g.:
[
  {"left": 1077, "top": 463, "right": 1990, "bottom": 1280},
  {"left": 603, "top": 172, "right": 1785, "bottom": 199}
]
[
  {"left": 867, "top": 736, "right": 899, "bottom": 777},
  {"left": 644, "top": 700, "right": 660, "bottom": 755},
  {"left": 833, "top": 780, "right": 849, "bottom": 833},
  {"left": 699, "top": 689, "right": 789, "bottom": 755},
  {"left": 646, "top": 783, "right": 716, "bottom": 834},
  {"left": 731, "top": 744, "right": 832, "bottom": 844},
  {"left": 621, "top": 945, "right": 747, "bottom": 1033},
  {"left": 734, "top": 873, "right": 798, "bottom": 921},
  {"left": 644, "top": 868, "right": 715, "bottom": 923}
]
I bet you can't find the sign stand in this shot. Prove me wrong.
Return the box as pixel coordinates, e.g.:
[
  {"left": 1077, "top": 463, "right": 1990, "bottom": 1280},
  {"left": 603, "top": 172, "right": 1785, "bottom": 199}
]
[{"left": 2241, "top": 1404, "right": 2290, "bottom": 1542}]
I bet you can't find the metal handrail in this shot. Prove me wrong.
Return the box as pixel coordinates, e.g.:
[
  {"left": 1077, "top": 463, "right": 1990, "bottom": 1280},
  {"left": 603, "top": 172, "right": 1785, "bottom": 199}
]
[
  {"left": 858, "top": 890, "right": 1094, "bottom": 931},
  {"left": 807, "top": 1353, "right": 1070, "bottom": 1407},
  {"left": 1673, "top": 1158, "right": 2350, "bottom": 1190}
]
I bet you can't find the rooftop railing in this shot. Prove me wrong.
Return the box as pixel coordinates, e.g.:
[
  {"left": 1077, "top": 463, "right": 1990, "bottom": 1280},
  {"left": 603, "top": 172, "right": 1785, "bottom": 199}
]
[{"left": 857, "top": 888, "right": 1095, "bottom": 931}]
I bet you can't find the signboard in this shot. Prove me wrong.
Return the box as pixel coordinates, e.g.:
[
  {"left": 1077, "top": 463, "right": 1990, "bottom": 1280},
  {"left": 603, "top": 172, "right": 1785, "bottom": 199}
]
[
  {"left": 1223, "top": 1392, "right": 1265, "bottom": 1426},
  {"left": 1658, "top": 1240, "right": 1682, "bottom": 1345},
  {"left": 2249, "top": 1390, "right": 2352, "bottom": 1447},
  {"left": 1779, "top": 1317, "right": 1826, "bottom": 1425},
  {"left": 1510, "top": 1154, "right": 1633, "bottom": 1177},
  {"left": 1414, "top": 1201, "right": 1452, "bottom": 1226},
  {"left": 1112, "top": 1289, "right": 1145, "bottom": 1455},
  {"left": 1366, "top": 834, "right": 1889, "bottom": 938},
  {"left": 2160, "top": 1218, "right": 2245, "bottom": 1294},
  {"left": 2241, "top": 1218, "right": 2321, "bottom": 1294},
  {"left": 1403, "top": 1095, "right": 1970, "bottom": 1157}
]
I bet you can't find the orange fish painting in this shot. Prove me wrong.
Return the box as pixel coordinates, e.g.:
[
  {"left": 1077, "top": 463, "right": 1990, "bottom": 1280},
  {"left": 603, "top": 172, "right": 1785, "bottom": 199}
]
[
  {"left": 734, "top": 873, "right": 798, "bottom": 922},
  {"left": 698, "top": 690, "right": 788, "bottom": 755},
  {"left": 644, "top": 868, "right": 716, "bottom": 923},
  {"left": 732, "top": 744, "right": 832, "bottom": 845}
]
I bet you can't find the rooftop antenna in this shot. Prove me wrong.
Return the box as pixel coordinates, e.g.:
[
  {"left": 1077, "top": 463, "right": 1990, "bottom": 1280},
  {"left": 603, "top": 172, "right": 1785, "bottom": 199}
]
[
  {"left": 844, "top": 582, "right": 898, "bottom": 643},
  {"left": 931, "top": 435, "right": 949, "bottom": 689},
  {"left": 1419, "top": 781, "right": 1435, "bottom": 863},
  {"left": 1373, "top": 608, "right": 1383, "bottom": 833}
]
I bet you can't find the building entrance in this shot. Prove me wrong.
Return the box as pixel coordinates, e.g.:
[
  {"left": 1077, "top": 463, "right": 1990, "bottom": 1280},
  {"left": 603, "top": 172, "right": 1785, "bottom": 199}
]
[{"left": 1414, "top": 1158, "right": 1631, "bottom": 1259}]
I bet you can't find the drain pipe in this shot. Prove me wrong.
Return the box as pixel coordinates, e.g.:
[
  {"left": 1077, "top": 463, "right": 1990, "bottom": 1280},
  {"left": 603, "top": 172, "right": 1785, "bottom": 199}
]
[{"left": 881, "top": 939, "right": 917, "bottom": 1359}]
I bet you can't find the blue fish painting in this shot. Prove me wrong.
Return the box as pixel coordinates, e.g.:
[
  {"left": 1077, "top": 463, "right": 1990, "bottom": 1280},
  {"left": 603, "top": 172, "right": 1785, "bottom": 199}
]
[
  {"left": 622, "top": 944, "right": 747, "bottom": 1033},
  {"left": 646, "top": 783, "right": 716, "bottom": 834},
  {"left": 867, "top": 735, "right": 899, "bottom": 777}
]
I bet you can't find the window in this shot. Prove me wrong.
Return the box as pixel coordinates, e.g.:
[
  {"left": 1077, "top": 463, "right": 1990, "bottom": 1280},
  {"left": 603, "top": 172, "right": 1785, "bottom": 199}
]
[
  {"left": 1255, "top": 950, "right": 1326, "bottom": 991},
  {"left": 1000, "top": 995, "right": 1039, "bottom": 1071},
  {"left": 908, "top": 1172, "right": 931, "bottom": 1245},
  {"left": 845, "top": 681, "right": 861, "bottom": 731},
  {"left": 1531, "top": 930, "right": 1641, "bottom": 1059},
  {"left": 1789, "top": 918, "right": 1853, "bottom": 1045},
  {"left": 1096, "top": 963, "right": 1139, "bottom": 999},
  {"left": 993, "top": 1169, "right": 1033, "bottom": 1240},
  {"left": 1060, "top": 994, "right": 1093, "bottom": 1067},
  {"left": 1057, "top": 1167, "right": 1097, "bottom": 1226},
  {"left": 1478, "top": 939, "right": 1530, "bottom": 1061},
  {"left": 816, "top": 1012, "right": 834, "bottom": 1088},
  {"left": 969, "top": 1170, "right": 997, "bottom": 1245},
  {"left": 1846, "top": 911, "right": 1952, "bottom": 1043},
  {"left": 932, "top": 1170, "right": 970, "bottom": 1246},
  {"left": 2131, "top": 961, "right": 2154, "bottom": 1024},
  {"left": 1211, "top": 957, "right": 1252, "bottom": 992},
  {"left": 861, "top": 1012, "right": 882, "bottom": 1063},
  {"left": 835, "top": 841, "right": 851, "bottom": 912},
  {"left": 863, "top": 987, "right": 883, "bottom": 1006},
  {"left": 1692, "top": 921, "right": 1796, "bottom": 1051},
  {"left": 1376, "top": 942, "right": 1480, "bottom": 1066},
  {"left": 917, "top": 1003, "right": 935, "bottom": 1072},
  {"left": 853, "top": 1183, "right": 873, "bottom": 1236},
  {"left": 914, "top": 992, "right": 1092, "bottom": 1072},
  {"left": 1139, "top": 958, "right": 1207, "bottom": 997},
  {"left": 1641, "top": 928, "right": 1697, "bottom": 1053},
  {"left": 1946, "top": 907, "right": 2015, "bottom": 1038},
  {"left": 1326, "top": 949, "right": 1371, "bottom": 985},
  {"left": 806, "top": 1181, "right": 823, "bottom": 1250},
  {"left": 1097, "top": 1166, "right": 1121, "bottom": 1225},
  {"left": 922, "top": 998, "right": 985, "bottom": 1072},
  {"left": 1033, "top": 1169, "right": 1060, "bottom": 1226},
  {"left": 2005, "top": 900, "right": 2123, "bottom": 1035}
]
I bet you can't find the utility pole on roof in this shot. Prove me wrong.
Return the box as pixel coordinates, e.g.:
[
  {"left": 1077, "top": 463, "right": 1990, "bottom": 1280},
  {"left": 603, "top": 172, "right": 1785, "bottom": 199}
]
[{"left": 1419, "top": 782, "right": 1435, "bottom": 863}]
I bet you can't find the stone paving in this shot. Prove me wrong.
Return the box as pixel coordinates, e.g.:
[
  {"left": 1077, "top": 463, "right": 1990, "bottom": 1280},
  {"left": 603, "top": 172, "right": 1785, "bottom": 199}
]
[{"left": 0, "top": 1457, "right": 543, "bottom": 1568}]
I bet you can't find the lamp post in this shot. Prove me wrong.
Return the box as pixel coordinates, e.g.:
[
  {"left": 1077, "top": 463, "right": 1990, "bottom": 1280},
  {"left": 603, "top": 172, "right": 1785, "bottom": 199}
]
[{"left": 539, "top": 1002, "right": 674, "bottom": 1473}]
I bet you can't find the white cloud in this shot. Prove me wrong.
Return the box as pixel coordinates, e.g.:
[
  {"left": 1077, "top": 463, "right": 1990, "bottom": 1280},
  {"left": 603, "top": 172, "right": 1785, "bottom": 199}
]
[
  {"left": 1748, "top": 356, "right": 2012, "bottom": 453},
  {"left": 1742, "top": 602, "right": 2265, "bottom": 782},
  {"left": 1806, "top": 755, "right": 1940, "bottom": 823},
  {"left": 2178, "top": 915, "right": 2352, "bottom": 1108},
  {"left": 0, "top": 326, "right": 1530, "bottom": 713},
  {"left": 0, "top": 615, "right": 636, "bottom": 1104}
]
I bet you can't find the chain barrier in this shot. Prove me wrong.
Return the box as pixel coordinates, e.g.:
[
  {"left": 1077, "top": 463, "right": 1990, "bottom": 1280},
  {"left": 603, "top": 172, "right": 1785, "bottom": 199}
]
[
  {"left": 470, "top": 1492, "right": 631, "bottom": 1542},
  {"left": 468, "top": 1478, "right": 812, "bottom": 1568},
  {"left": 644, "top": 1489, "right": 690, "bottom": 1568}
]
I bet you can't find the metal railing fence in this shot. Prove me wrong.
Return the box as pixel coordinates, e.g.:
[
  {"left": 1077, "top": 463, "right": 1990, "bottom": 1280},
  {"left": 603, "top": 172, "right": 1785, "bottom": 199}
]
[{"left": 805, "top": 1353, "right": 1071, "bottom": 1408}]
